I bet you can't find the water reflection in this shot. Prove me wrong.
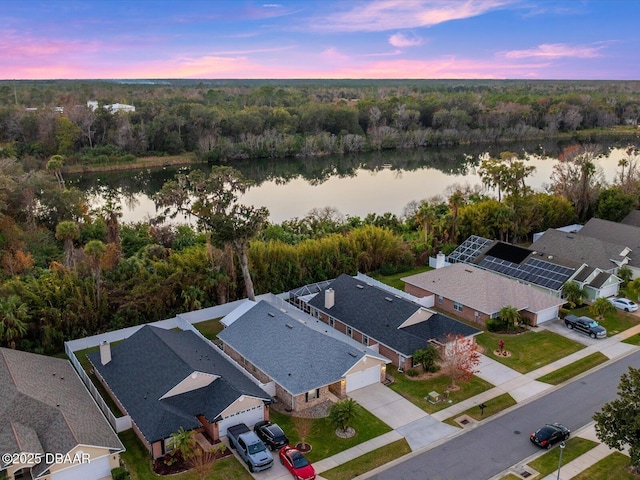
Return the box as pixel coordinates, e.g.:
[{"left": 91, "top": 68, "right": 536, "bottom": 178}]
[{"left": 68, "top": 138, "right": 640, "bottom": 224}]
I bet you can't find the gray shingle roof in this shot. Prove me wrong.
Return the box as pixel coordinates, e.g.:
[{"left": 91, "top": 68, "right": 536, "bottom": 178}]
[
  {"left": 218, "top": 301, "right": 387, "bottom": 396},
  {"left": 305, "top": 274, "right": 480, "bottom": 356},
  {"left": 88, "top": 326, "right": 271, "bottom": 443},
  {"left": 532, "top": 228, "right": 629, "bottom": 271},
  {"left": 402, "top": 263, "right": 565, "bottom": 315},
  {"left": 578, "top": 218, "right": 640, "bottom": 267},
  {"left": 621, "top": 210, "right": 640, "bottom": 227},
  {"left": 0, "top": 348, "right": 123, "bottom": 477}
]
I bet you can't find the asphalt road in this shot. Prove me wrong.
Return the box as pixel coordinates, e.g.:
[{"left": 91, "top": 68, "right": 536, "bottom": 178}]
[{"left": 369, "top": 349, "right": 640, "bottom": 480}]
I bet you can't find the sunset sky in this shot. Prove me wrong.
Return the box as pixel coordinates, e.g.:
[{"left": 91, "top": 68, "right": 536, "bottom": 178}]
[{"left": 3, "top": 0, "right": 639, "bottom": 80}]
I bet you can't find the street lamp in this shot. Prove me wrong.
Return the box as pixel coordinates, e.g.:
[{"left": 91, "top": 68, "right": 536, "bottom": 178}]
[{"left": 556, "top": 441, "right": 566, "bottom": 480}]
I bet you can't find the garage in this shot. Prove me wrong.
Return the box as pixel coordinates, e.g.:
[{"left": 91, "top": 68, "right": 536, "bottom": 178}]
[
  {"left": 346, "top": 365, "right": 381, "bottom": 393},
  {"left": 217, "top": 403, "right": 264, "bottom": 437},
  {"left": 50, "top": 453, "right": 111, "bottom": 480},
  {"left": 535, "top": 305, "right": 560, "bottom": 325}
]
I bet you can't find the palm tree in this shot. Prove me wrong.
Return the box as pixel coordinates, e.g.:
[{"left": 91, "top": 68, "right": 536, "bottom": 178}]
[
  {"left": 55, "top": 220, "right": 81, "bottom": 268},
  {"left": 562, "top": 282, "right": 587, "bottom": 309},
  {"left": 169, "top": 427, "right": 197, "bottom": 461},
  {"left": 415, "top": 203, "right": 437, "bottom": 245},
  {"left": 498, "top": 305, "right": 521, "bottom": 332},
  {"left": 84, "top": 240, "right": 106, "bottom": 306},
  {"left": 46, "top": 154, "right": 65, "bottom": 189},
  {"left": 448, "top": 190, "right": 465, "bottom": 243},
  {"left": 590, "top": 297, "right": 616, "bottom": 320},
  {"left": 328, "top": 398, "right": 359, "bottom": 434},
  {"left": 0, "top": 295, "right": 30, "bottom": 348}
]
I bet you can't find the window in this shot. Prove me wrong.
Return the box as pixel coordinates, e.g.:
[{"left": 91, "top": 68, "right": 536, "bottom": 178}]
[
  {"left": 346, "top": 326, "right": 352, "bottom": 337},
  {"left": 305, "top": 389, "right": 320, "bottom": 402},
  {"left": 329, "top": 318, "right": 334, "bottom": 327},
  {"left": 362, "top": 335, "right": 369, "bottom": 346},
  {"left": 453, "top": 301, "right": 463, "bottom": 312},
  {"left": 437, "top": 295, "right": 443, "bottom": 304}
]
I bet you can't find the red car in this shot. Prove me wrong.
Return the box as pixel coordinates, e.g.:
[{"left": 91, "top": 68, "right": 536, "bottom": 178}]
[{"left": 279, "top": 446, "right": 316, "bottom": 480}]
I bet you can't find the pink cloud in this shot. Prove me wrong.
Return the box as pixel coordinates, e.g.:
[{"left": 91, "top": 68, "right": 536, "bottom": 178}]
[
  {"left": 499, "top": 43, "right": 605, "bottom": 59},
  {"left": 312, "top": 0, "right": 515, "bottom": 32},
  {"left": 389, "top": 32, "right": 423, "bottom": 48}
]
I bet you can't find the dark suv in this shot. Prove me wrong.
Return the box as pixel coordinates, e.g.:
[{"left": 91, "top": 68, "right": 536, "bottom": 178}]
[{"left": 254, "top": 421, "right": 289, "bottom": 450}]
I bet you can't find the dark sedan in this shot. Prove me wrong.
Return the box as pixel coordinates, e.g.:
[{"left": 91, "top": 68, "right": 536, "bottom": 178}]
[
  {"left": 530, "top": 423, "right": 570, "bottom": 449},
  {"left": 254, "top": 421, "right": 289, "bottom": 450}
]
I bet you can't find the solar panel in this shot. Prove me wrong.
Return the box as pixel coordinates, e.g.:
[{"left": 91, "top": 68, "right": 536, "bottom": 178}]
[{"left": 477, "top": 253, "right": 575, "bottom": 291}]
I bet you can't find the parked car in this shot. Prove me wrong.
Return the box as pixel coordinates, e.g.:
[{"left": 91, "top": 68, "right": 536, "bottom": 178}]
[
  {"left": 279, "top": 445, "right": 316, "bottom": 480},
  {"left": 227, "top": 423, "right": 274, "bottom": 472},
  {"left": 564, "top": 315, "right": 607, "bottom": 339},
  {"left": 254, "top": 420, "right": 289, "bottom": 450},
  {"left": 609, "top": 297, "right": 639, "bottom": 312},
  {"left": 530, "top": 423, "right": 570, "bottom": 449}
]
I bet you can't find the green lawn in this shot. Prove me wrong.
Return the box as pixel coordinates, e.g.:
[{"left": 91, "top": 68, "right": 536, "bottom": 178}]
[
  {"left": 371, "top": 265, "right": 433, "bottom": 290},
  {"left": 443, "top": 393, "right": 516, "bottom": 426},
  {"left": 527, "top": 437, "right": 598, "bottom": 478},
  {"left": 119, "top": 430, "right": 252, "bottom": 480},
  {"left": 321, "top": 439, "right": 411, "bottom": 480},
  {"left": 623, "top": 333, "right": 640, "bottom": 346},
  {"left": 269, "top": 405, "right": 392, "bottom": 463},
  {"left": 193, "top": 318, "right": 224, "bottom": 340},
  {"left": 572, "top": 452, "right": 638, "bottom": 480},
  {"left": 386, "top": 366, "right": 494, "bottom": 414},
  {"left": 570, "top": 306, "right": 639, "bottom": 336},
  {"left": 535, "top": 352, "right": 608, "bottom": 385},
  {"left": 475, "top": 330, "right": 585, "bottom": 374}
]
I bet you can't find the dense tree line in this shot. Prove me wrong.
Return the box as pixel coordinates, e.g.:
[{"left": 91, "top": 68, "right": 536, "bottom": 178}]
[{"left": 1, "top": 80, "right": 640, "bottom": 164}]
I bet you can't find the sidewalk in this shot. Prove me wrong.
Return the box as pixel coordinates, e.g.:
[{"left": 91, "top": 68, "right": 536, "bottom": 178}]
[{"left": 308, "top": 320, "right": 640, "bottom": 479}]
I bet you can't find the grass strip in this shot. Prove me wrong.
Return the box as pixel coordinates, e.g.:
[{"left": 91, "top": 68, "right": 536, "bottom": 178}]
[
  {"left": 535, "top": 352, "right": 608, "bottom": 385},
  {"left": 442, "top": 393, "right": 517, "bottom": 426},
  {"left": 527, "top": 437, "right": 598, "bottom": 478},
  {"left": 321, "top": 439, "right": 411, "bottom": 480}
]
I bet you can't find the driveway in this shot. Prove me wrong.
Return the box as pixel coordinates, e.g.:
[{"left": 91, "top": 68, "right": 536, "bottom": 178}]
[
  {"left": 537, "top": 317, "right": 604, "bottom": 346},
  {"left": 349, "top": 383, "right": 458, "bottom": 450}
]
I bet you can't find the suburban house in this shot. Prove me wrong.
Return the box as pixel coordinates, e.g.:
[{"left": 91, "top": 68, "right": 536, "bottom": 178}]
[
  {"left": 292, "top": 273, "right": 481, "bottom": 371},
  {"left": 218, "top": 300, "right": 389, "bottom": 412},
  {"left": 1, "top": 348, "right": 124, "bottom": 480},
  {"left": 447, "top": 235, "right": 620, "bottom": 299},
  {"left": 402, "top": 263, "right": 566, "bottom": 327},
  {"left": 578, "top": 217, "right": 640, "bottom": 279},
  {"left": 88, "top": 325, "right": 272, "bottom": 460},
  {"left": 87, "top": 100, "right": 136, "bottom": 113}
]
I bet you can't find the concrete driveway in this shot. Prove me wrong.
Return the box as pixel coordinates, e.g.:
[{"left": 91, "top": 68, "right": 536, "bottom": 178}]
[
  {"left": 348, "top": 383, "right": 459, "bottom": 451},
  {"left": 537, "top": 317, "right": 604, "bottom": 346}
]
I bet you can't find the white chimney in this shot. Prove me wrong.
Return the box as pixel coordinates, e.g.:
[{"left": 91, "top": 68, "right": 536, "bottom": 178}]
[
  {"left": 435, "top": 252, "right": 446, "bottom": 269},
  {"left": 325, "top": 288, "right": 335, "bottom": 309},
  {"left": 99, "top": 340, "right": 111, "bottom": 365}
]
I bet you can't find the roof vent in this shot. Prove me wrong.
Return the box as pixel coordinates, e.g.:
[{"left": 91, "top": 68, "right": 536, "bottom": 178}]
[
  {"left": 286, "top": 324, "right": 294, "bottom": 329},
  {"left": 385, "top": 297, "right": 393, "bottom": 302},
  {"left": 348, "top": 351, "right": 358, "bottom": 358},
  {"left": 268, "top": 312, "right": 275, "bottom": 317},
  {"left": 356, "top": 284, "right": 364, "bottom": 289},
  {"left": 548, "top": 255, "right": 554, "bottom": 260},
  {"left": 464, "top": 269, "right": 472, "bottom": 273}
]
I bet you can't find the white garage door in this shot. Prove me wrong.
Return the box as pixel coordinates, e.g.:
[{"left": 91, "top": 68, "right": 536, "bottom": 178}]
[
  {"left": 218, "top": 404, "right": 264, "bottom": 437},
  {"left": 346, "top": 365, "right": 381, "bottom": 393},
  {"left": 51, "top": 454, "right": 110, "bottom": 480},
  {"left": 535, "top": 306, "right": 560, "bottom": 324}
]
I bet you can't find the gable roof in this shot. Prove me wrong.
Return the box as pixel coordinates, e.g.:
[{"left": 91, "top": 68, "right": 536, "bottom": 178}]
[
  {"left": 532, "top": 228, "right": 630, "bottom": 271},
  {"left": 578, "top": 218, "right": 640, "bottom": 267},
  {"left": 621, "top": 210, "right": 640, "bottom": 227},
  {"left": 218, "top": 301, "right": 388, "bottom": 395},
  {"left": 305, "top": 274, "right": 480, "bottom": 356},
  {"left": 89, "top": 326, "right": 271, "bottom": 443},
  {"left": 0, "top": 348, "right": 123, "bottom": 477},
  {"left": 402, "top": 263, "right": 565, "bottom": 315}
]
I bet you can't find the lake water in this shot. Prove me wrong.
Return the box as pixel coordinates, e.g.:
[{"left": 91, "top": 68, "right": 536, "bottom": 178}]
[{"left": 69, "top": 139, "right": 640, "bottom": 225}]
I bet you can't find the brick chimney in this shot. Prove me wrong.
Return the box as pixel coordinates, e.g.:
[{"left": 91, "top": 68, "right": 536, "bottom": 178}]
[
  {"left": 325, "top": 288, "right": 335, "bottom": 309},
  {"left": 99, "top": 340, "right": 111, "bottom": 365}
]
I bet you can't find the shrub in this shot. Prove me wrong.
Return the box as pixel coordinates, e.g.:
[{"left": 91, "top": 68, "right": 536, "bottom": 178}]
[
  {"left": 111, "top": 466, "right": 129, "bottom": 480},
  {"left": 406, "top": 369, "right": 419, "bottom": 377},
  {"left": 486, "top": 318, "right": 503, "bottom": 332},
  {"left": 428, "top": 364, "right": 440, "bottom": 373}
]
